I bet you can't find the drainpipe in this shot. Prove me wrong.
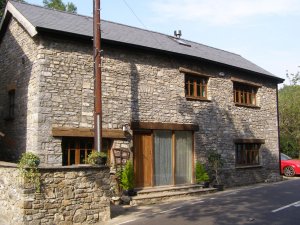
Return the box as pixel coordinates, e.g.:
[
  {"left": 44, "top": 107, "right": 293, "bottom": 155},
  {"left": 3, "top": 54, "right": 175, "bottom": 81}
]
[
  {"left": 276, "top": 85, "right": 281, "bottom": 175},
  {"left": 93, "top": 0, "right": 102, "bottom": 152}
]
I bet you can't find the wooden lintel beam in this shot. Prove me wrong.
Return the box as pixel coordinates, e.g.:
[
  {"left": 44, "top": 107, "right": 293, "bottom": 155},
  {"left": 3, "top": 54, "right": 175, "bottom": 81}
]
[
  {"left": 52, "top": 127, "right": 126, "bottom": 139},
  {"left": 179, "top": 67, "right": 211, "bottom": 78},
  {"left": 234, "top": 138, "right": 265, "bottom": 144},
  {"left": 131, "top": 122, "right": 199, "bottom": 131},
  {"left": 231, "top": 77, "right": 262, "bottom": 88}
]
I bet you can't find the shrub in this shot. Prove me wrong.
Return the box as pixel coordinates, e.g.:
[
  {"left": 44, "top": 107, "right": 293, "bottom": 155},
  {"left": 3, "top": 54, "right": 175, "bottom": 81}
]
[
  {"left": 195, "top": 161, "right": 209, "bottom": 183},
  {"left": 207, "top": 151, "right": 224, "bottom": 185},
  {"left": 120, "top": 160, "right": 134, "bottom": 191},
  {"left": 18, "top": 152, "right": 41, "bottom": 192},
  {"left": 86, "top": 151, "right": 107, "bottom": 165}
]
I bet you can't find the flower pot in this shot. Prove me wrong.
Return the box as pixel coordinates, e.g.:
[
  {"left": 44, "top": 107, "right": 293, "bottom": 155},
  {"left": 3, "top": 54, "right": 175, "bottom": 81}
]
[
  {"left": 123, "top": 189, "right": 136, "bottom": 196},
  {"left": 96, "top": 157, "right": 107, "bottom": 165},
  {"left": 203, "top": 181, "right": 210, "bottom": 188},
  {"left": 213, "top": 184, "right": 224, "bottom": 191}
]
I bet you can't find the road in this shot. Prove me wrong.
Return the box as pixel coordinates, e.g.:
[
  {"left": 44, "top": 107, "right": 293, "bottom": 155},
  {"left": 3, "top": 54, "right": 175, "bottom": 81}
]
[{"left": 112, "top": 179, "right": 300, "bottom": 225}]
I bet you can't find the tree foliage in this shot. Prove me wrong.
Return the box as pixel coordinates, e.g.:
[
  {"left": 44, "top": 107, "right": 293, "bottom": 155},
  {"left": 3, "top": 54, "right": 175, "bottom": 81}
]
[
  {"left": 0, "top": 0, "right": 25, "bottom": 19},
  {"left": 279, "top": 71, "right": 300, "bottom": 158},
  {"left": 43, "top": 0, "right": 77, "bottom": 13}
]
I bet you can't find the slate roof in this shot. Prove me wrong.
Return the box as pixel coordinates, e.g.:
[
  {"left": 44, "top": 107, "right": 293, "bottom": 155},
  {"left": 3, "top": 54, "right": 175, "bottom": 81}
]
[{"left": 4, "top": 1, "right": 282, "bottom": 80}]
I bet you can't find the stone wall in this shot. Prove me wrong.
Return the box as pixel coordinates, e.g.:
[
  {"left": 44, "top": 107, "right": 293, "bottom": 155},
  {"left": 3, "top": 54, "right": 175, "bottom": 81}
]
[
  {"left": 0, "top": 18, "right": 41, "bottom": 161},
  {"left": 0, "top": 162, "right": 24, "bottom": 225},
  {"left": 0, "top": 18, "right": 281, "bottom": 186},
  {"left": 0, "top": 162, "right": 112, "bottom": 225}
]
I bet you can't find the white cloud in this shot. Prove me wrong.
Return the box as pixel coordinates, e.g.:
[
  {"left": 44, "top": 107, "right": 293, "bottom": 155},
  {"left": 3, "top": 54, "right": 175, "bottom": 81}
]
[{"left": 150, "top": 0, "right": 300, "bottom": 25}]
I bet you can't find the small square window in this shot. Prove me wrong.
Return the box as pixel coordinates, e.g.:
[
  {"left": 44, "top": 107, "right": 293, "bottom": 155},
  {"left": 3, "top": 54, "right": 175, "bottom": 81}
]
[
  {"left": 62, "top": 137, "right": 112, "bottom": 166},
  {"left": 185, "top": 75, "right": 208, "bottom": 100},
  {"left": 233, "top": 83, "right": 257, "bottom": 106},
  {"left": 236, "top": 143, "right": 260, "bottom": 166}
]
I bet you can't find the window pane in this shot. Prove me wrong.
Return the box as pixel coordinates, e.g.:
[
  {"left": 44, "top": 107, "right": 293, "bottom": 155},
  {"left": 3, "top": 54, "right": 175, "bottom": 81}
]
[
  {"left": 234, "top": 83, "right": 257, "bottom": 106},
  {"left": 70, "top": 150, "right": 75, "bottom": 165},
  {"left": 185, "top": 75, "right": 208, "bottom": 99},
  {"left": 175, "top": 131, "right": 192, "bottom": 184},
  {"left": 236, "top": 143, "right": 260, "bottom": 166},
  {"left": 190, "top": 80, "right": 194, "bottom": 96},
  {"left": 80, "top": 150, "right": 85, "bottom": 164},
  {"left": 154, "top": 130, "right": 172, "bottom": 186}
]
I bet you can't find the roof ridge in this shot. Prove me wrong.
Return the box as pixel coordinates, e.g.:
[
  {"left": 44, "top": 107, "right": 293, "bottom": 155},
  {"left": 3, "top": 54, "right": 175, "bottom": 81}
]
[{"left": 9, "top": 0, "right": 92, "bottom": 20}]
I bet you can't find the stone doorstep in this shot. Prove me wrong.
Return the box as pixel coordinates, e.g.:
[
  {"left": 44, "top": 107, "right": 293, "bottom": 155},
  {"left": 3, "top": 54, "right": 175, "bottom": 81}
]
[
  {"left": 130, "top": 187, "right": 217, "bottom": 206},
  {"left": 135, "top": 184, "right": 206, "bottom": 196}
]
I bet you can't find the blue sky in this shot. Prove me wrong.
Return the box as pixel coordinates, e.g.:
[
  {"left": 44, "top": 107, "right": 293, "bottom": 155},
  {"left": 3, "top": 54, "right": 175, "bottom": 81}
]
[{"left": 26, "top": 0, "right": 300, "bottom": 83}]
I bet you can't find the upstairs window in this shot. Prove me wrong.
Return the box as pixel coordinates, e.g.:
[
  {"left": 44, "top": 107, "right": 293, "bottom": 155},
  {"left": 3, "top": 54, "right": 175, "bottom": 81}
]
[
  {"left": 185, "top": 75, "right": 208, "bottom": 100},
  {"left": 233, "top": 83, "right": 257, "bottom": 106},
  {"left": 235, "top": 143, "right": 260, "bottom": 166}
]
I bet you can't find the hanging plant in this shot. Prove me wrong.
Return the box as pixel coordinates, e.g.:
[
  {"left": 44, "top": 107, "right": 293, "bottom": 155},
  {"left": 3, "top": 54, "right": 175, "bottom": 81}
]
[{"left": 18, "top": 152, "right": 41, "bottom": 192}]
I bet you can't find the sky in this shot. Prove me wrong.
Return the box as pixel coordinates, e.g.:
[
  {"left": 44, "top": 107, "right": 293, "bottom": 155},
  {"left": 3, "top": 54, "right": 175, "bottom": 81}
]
[{"left": 25, "top": 0, "right": 300, "bottom": 84}]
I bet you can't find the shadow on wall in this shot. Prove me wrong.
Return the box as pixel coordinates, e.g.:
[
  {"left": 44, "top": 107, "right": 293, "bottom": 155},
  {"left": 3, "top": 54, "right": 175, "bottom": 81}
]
[
  {"left": 176, "top": 92, "right": 279, "bottom": 187},
  {"left": 0, "top": 27, "right": 33, "bottom": 162}
]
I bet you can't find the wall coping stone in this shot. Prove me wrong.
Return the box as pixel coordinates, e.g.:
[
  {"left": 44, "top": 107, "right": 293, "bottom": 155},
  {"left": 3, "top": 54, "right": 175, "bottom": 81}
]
[{"left": 0, "top": 161, "right": 109, "bottom": 170}]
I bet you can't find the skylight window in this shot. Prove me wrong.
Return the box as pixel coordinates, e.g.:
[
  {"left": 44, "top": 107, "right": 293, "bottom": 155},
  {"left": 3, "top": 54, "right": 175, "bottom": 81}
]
[{"left": 170, "top": 37, "right": 191, "bottom": 47}]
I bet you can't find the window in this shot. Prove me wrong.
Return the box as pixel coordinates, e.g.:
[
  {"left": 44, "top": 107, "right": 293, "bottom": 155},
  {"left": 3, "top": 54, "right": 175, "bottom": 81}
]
[
  {"left": 235, "top": 143, "right": 260, "bottom": 166},
  {"left": 233, "top": 83, "right": 257, "bottom": 106},
  {"left": 8, "top": 90, "right": 15, "bottom": 119},
  {"left": 185, "top": 75, "right": 208, "bottom": 99},
  {"left": 62, "top": 138, "right": 112, "bottom": 166}
]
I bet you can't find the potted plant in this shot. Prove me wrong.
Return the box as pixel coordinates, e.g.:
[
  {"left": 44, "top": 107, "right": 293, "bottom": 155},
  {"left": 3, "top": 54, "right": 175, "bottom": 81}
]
[
  {"left": 207, "top": 150, "right": 225, "bottom": 191},
  {"left": 87, "top": 151, "right": 107, "bottom": 165},
  {"left": 195, "top": 161, "right": 210, "bottom": 188},
  {"left": 120, "top": 160, "right": 135, "bottom": 196}
]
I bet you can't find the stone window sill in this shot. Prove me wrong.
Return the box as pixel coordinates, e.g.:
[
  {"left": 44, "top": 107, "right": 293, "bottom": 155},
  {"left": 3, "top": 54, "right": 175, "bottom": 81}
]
[
  {"left": 235, "top": 165, "right": 262, "bottom": 169},
  {"left": 235, "top": 103, "right": 261, "bottom": 109},
  {"left": 186, "top": 96, "right": 212, "bottom": 102}
]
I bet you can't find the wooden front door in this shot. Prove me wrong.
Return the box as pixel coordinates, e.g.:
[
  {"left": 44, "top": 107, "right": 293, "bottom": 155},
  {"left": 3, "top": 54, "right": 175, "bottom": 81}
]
[{"left": 134, "top": 133, "right": 153, "bottom": 187}]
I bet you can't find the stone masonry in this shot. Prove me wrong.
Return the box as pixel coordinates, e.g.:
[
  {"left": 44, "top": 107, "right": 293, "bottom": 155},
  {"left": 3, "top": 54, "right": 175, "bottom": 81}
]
[
  {"left": 0, "top": 163, "right": 112, "bottom": 225},
  {"left": 0, "top": 17, "right": 281, "bottom": 186}
]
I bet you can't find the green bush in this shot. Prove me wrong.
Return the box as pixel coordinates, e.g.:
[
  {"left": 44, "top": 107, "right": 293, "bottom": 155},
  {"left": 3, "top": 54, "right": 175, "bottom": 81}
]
[
  {"left": 207, "top": 151, "right": 224, "bottom": 185},
  {"left": 120, "top": 160, "right": 134, "bottom": 191},
  {"left": 195, "top": 161, "right": 209, "bottom": 183},
  {"left": 18, "top": 152, "right": 41, "bottom": 192},
  {"left": 86, "top": 151, "right": 107, "bottom": 165}
]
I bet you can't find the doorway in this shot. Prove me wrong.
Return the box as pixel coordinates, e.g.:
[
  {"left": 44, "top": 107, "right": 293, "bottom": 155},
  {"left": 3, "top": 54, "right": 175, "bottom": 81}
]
[{"left": 133, "top": 130, "right": 193, "bottom": 188}]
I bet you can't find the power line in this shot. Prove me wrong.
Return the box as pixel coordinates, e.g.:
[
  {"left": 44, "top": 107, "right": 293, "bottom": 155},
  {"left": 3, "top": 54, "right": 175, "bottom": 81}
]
[{"left": 122, "top": 0, "right": 166, "bottom": 51}]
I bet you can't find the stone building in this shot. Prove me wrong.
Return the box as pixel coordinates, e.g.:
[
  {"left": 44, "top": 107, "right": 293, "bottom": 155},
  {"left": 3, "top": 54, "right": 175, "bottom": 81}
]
[{"left": 0, "top": 1, "right": 284, "bottom": 187}]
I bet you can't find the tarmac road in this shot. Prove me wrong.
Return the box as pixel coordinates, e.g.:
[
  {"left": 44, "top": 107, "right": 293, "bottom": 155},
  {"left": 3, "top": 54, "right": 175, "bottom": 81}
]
[{"left": 104, "top": 178, "right": 300, "bottom": 225}]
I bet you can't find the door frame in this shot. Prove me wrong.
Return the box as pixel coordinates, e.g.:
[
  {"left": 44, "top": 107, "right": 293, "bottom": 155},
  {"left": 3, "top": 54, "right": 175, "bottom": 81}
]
[{"left": 133, "top": 130, "right": 195, "bottom": 188}]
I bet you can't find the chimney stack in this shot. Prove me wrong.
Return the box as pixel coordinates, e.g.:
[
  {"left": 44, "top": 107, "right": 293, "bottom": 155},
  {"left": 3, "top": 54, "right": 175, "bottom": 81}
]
[{"left": 174, "top": 30, "right": 182, "bottom": 39}]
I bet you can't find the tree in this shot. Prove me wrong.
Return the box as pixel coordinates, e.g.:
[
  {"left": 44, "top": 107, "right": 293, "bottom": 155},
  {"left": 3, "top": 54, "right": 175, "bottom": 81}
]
[
  {"left": 0, "top": 0, "right": 25, "bottom": 19},
  {"left": 43, "top": 0, "right": 77, "bottom": 13},
  {"left": 279, "top": 71, "right": 300, "bottom": 158},
  {"left": 286, "top": 68, "right": 300, "bottom": 85}
]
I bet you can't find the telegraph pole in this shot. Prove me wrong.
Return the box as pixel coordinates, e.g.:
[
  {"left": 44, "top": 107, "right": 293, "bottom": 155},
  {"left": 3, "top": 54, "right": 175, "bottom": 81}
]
[{"left": 93, "top": 0, "right": 102, "bottom": 152}]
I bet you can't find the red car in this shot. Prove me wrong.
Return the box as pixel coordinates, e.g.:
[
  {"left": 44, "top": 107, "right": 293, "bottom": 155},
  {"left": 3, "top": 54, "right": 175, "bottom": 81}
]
[{"left": 281, "top": 153, "right": 300, "bottom": 177}]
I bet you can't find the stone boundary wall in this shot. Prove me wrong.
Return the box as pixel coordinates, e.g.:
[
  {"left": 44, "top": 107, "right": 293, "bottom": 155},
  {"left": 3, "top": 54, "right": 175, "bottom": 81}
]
[{"left": 0, "top": 162, "right": 112, "bottom": 225}]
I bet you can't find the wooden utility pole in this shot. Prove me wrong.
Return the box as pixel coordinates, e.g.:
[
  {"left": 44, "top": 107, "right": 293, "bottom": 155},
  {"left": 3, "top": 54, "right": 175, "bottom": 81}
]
[{"left": 93, "top": 0, "right": 102, "bottom": 152}]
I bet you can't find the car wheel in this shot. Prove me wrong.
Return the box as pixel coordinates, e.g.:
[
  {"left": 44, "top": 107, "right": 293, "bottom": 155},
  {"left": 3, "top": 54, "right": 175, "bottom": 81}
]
[{"left": 283, "top": 166, "right": 295, "bottom": 177}]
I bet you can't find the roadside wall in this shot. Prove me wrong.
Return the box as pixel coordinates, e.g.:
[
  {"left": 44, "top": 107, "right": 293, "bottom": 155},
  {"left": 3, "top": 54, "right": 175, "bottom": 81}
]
[{"left": 0, "top": 163, "right": 112, "bottom": 225}]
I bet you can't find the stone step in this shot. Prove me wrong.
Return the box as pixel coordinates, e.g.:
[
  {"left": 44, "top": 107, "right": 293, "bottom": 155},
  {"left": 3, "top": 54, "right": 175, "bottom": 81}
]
[
  {"left": 130, "top": 186, "right": 217, "bottom": 206},
  {"left": 134, "top": 184, "right": 211, "bottom": 197}
]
